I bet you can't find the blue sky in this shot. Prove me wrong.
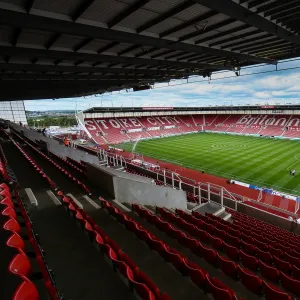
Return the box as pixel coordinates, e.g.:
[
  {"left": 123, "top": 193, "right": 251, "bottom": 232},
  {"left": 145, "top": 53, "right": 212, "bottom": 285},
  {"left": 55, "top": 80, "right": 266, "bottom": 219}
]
[{"left": 24, "top": 58, "right": 300, "bottom": 111}]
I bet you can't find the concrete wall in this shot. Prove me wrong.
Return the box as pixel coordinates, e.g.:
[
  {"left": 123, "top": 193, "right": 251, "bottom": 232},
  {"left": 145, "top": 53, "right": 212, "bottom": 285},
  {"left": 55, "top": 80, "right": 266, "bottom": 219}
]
[
  {"left": 85, "top": 162, "right": 154, "bottom": 198},
  {"left": 86, "top": 163, "right": 115, "bottom": 198},
  {"left": 114, "top": 176, "right": 187, "bottom": 210}
]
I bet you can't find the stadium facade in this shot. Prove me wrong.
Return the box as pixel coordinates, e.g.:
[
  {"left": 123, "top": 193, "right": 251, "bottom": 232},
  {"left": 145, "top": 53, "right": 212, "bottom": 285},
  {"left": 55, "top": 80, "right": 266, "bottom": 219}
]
[{"left": 77, "top": 105, "right": 300, "bottom": 145}]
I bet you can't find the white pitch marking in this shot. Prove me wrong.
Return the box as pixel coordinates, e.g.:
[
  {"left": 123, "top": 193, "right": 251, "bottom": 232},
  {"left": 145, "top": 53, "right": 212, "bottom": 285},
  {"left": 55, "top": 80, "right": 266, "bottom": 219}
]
[
  {"left": 46, "top": 190, "right": 61, "bottom": 206},
  {"left": 67, "top": 193, "right": 83, "bottom": 209},
  {"left": 83, "top": 195, "right": 100, "bottom": 209}
]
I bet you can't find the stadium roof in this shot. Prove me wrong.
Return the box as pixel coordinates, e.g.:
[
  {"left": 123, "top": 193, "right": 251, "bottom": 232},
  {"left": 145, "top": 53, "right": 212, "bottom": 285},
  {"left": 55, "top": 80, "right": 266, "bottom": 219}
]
[{"left": 1, "top": 0, "right": 300, "bottom": 101}]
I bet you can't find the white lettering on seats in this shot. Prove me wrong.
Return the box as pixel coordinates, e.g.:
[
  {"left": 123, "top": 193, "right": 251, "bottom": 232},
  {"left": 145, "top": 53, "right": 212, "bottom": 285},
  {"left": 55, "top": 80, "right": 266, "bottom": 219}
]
[
  {"left": 109, "top": 119, "right": 121, "bottom": 128},
  {"left": 129, "top": 118, "right": 141, "bottom": 127},
  {"left": 119, "top": 119, "right": 131, "bottom": 127},
  {"left": 96, "top": 119, "right": 108, "bottom": 130},
  {"left": 288, "top": 118, "right": 300, "bottom": 127},
  {"left": 84, "top": 120, "right": 97, "bottom": 131},
  {"left": 147, "top": 117, "right": 157, "bottom": 125}
]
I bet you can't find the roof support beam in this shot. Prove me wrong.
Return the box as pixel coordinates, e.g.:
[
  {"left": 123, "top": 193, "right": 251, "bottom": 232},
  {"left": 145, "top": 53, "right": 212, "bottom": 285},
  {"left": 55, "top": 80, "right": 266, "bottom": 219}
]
[
  {"left": 0, "top": 9, "right": 276, "bottom": 64},
  {"left": 209, "top": 29, "right": 262, "bottom": 47},
  {"left": 191, "top": 0, "right": 300, "bottom": 46},
  {"left": 107, "top": 0, "right": 151, "bottom": 28},
  {"left": 12, "top": 28, "right": 22, "bottom": 46},
  {"left": 248, "top": 0, "right": 268, "bottom": 9},
  {"left": 0, "top": 74, "right": 164, "bottom": 80},
  {"left": 189, "top": 19, "right": 236, "bottom": 44},
  {"left": 136, "top": 1, "right": 194, "bottom": 33},
  {"left": 196, "top": 24, "right": 248, "bottom": 44},
  {"left": 45, "top": 33, "right": 60, "bottom": 49},
  {"left": 151, "top": 49, "right": 175, "bottom": 59},
  {"left": 118, "top": 45, "right": 140, "bottom": 56},
  {"left": 74, "top": 38, "right": 93, "bottom": 52},
  {"left": 221, "top": 33, "right": 272, "bottom": 49},
  {"left": 265, "top": 2, "right": 300, "bottom": 18},
  {"left": 25, "top": 0, "right": 35, "bottom": 13},
  {"left": 71, "top": 0, "right": 95, "bottom": 21},
  {"left": 0, "top": 63, "right": 188, "bottom": 76},
  {"left": 0, "top": 46, "right": 232, "bottom": 71},
  {"left": 271, "top": 7, "right": 300, "bottom": 21},
  {"left": 258, "top": 0, "right": 300, "bottom": 13},
  {"left": 160, "top": 10, "right": 218, "bottom": 38},
  {"left": 97, "top": 41, "right": 119, "bottom": 53},
  {"left": 233, "top": 40, "right": 288, "bottom": 52}
]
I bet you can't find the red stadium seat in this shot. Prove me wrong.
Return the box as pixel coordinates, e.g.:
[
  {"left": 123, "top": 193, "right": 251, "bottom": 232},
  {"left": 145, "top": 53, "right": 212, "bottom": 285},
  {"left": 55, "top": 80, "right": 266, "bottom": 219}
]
[
  {"left": 256, "top": 248, "right": 273, "bottom": 265},
  {"left": 241, "top": 240, "right": 256, "bottom": 255},
  {"left": 210, "top": 235, "right": 223, "bottom": 251},
  {"left": 0, "top": 196, "right": 14, "bottom": 209},
  {"left": 6, "top": 232, "right": 25, "bottom": 251},
  {"left": 258, "top": 260, "right": 280, "bottom": 283},
  {"left": 203, "top": 247, "right": 218, "bottom": 267},
  {"left": 280, "top": 271, "right": 300, "bottom": 296},
  {"left": 12, "top": 278, "right": 40, "bottom": 300},
  {"left": 205, "top": 275, "right": 238, "bottom": 300},
  {"left": 3, "top": 218, "right": 21, "bottom": 234},
  {"left": 227, "top": 233, "right": 240, "bottom": 248},
  {"left": 292, "top": 264, "right": 300, "bottom": 280},
  {"left": 269, "top": 246, "right": 284, "bottom": 258},
  {"left": 187, "top": 262, "right": 206, "bottom": 290},
  {"left": 284, "top": 252, "right": 300, "bottom": 266},
  {"left": 262, "top": 281, "right": 292, "bottom": 300},
  {"left": 9, "top": 253, "right": 32, "bottom": 278},
  {"left": 2, "top": 206, "right": 17, "bottom": 220},
  {"left": 273, "top": 256, "right": 292, "bottom": 275},
  {"left": 224, "top": 242, "right": 240, "bottom": 261},
  {"left": 218, "top": 254, "right": 238, "bottom": 279},
  {"left": 240, "top": 250, "right": 259, "bottom": 271},
  {"left": 254, "top": 239, "right": 269, "bottom": 252},
  {"left": 237, "top": 266, "right": 262, "bottom": 295},
  {"left": 215, "top": 227, "right": 227, "bottom": 240},
  {"left": 195, "top": 228, "right": 210, "bottom": 243}
]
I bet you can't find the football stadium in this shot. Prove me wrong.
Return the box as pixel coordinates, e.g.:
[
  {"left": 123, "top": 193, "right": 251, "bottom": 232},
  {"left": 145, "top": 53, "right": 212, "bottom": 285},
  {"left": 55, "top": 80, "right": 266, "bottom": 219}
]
[{"left": 1, "top": 1, "right": 300, "bottom": 300}]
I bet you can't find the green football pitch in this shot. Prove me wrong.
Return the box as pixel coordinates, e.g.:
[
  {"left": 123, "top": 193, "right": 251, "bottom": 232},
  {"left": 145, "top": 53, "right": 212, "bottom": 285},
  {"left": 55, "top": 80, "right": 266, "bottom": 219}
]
[{"left": 118, "top": 133, "right": 300, "bottom": 196}]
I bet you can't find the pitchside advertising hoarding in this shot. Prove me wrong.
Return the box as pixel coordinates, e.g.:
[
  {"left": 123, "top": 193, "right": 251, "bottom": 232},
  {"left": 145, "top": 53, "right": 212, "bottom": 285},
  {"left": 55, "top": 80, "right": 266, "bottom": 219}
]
[
  {"left": 231, "top": 179, "right": 300, "bottom": 202},
  {"left": 236, "top": 115, "right": 300, "bottom": 127}
]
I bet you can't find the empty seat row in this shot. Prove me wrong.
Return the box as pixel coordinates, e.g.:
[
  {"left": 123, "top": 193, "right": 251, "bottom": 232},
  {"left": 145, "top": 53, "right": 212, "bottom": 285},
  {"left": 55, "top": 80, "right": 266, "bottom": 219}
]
[
  {"left": 1, "top": 181, "right": 52, "bottom": 300},
  {"left": 11, "top": 137, "right": 170, "bottom": 300},
  {"left": 168, "top": 208, "right": 300, "bottom": 286},
  {"left": 126, "top": 203, "right": 244, "bottom": 300},
  {"left": 66, "top": 156, "right": 86, "bottom": 172},
  {"left": 11, "top": 131, "right": 91, "bottom": 195},
  {"left": 0, "top": 142, "right": 61, "bottom": 299},
  {"left": 57, "top": 193, "right": 170, "bottom": 300},
  {"left": 49, "top": 151, "right": 86, "bottom": 176},
  {"left": 137, "top": 205, "right": 297, "bottom": 299},
  {"left": 9, "top": 135, "right": 169, "bottom": 300},
  {"left": 205, "top": 211, "right": 300, "bottom": 250},
  {"left": 228, "top": 209, "right": 300, "bottom": 245},
  {"left": 177, "top": 209, "right": 300, "bottom": 272}
]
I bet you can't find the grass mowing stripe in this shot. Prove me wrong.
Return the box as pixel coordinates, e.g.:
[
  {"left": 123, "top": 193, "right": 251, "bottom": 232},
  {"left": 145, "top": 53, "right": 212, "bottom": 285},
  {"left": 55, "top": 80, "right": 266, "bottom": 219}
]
[{"left": 118, "top": 133, "right": 300, "bottom": 195}]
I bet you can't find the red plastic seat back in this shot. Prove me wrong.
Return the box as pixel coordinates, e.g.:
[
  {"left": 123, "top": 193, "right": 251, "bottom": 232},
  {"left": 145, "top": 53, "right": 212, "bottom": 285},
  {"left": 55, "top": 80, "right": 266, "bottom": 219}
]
[
  {"left": 280, "top": 272, "right": 300, "bottom": 296},
  {"left": 237, "top": 267, "right": 262, "bottom": 295},
  {"left": 206, "top": 275, "right": 237, "bottom": 300},
  {"left": 262, "top": 281, "right": 292, "bottom": 300},
  {"left": 219, "top": 254, "right": 238, "bottom": 279},
  {"left": 9, "top": 253, "right": 32, "bottom": 278},
  {"left": 258, "top": 260, "right": 280, "bottom": 283},
  {"left": 13, "top": 279, "right": 40, "bottom": 300}
]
